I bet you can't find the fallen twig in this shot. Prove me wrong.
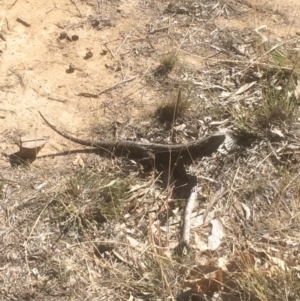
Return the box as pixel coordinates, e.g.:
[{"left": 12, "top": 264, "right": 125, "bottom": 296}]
[
  {"left": 47, "top": 96, "right": 68, "bottom": 103},
  {"left": 116, "top": 22, "right": 140, "bottom": 55},
  {"left": 149, "top": 26, "right": 169, "bottom": 34},
  {"left": 170, "top": 88, "right": 181, "bottom": 143},
  {"left": 16, "top": 17, "right": 30, "bottom": 27},
  {"left": 70, "top": 0, "right": 82, "bottom": 18},
  {"left": 78, "top": 76, "right": 137, "bottom": 98}
]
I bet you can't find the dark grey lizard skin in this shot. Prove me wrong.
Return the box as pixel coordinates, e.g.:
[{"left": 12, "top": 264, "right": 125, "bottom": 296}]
[{"left": 39, "top": 112, "right": 225, "bottom": 164}]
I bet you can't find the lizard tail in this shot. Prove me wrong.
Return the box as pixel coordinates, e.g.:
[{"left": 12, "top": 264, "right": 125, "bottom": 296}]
[{"left": 38, "top": 111, "right": 99, "bottom": 148}]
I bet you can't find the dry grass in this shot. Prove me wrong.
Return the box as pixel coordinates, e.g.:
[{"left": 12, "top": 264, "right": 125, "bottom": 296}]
[
  {"left": 232, "top": 45, "right": 300, "bottom": 139},
  {"left": 154, "top": 52, "right": 179, "bottom": 77},
  {"left": 2, "top": 0, "right": 300, "bottom": 301}
]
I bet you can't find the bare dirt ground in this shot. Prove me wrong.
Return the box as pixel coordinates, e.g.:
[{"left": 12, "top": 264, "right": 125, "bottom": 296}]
[
  {"left": 1, "top": 0, "right": 300, "bottom": 300},
  {"left": 1, "top": 0, "right": 299, "bottom": 155}
]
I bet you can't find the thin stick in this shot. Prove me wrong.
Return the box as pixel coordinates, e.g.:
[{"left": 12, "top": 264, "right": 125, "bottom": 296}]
[
  {"left": 98, "top": 75, "right": 137, "bottom": 96},
  {"left": 47, "top": 96, "right": 68, "bottom": 103},
  {"left": 170, "top": 87, "right": 181, "bottom": 143},
  {"left": 78, "top": 76, "right": 137, "bottom": 98},
  {"left": 115, "top": 22, "right": 140, "bottom": 55},
  {"left": 70, "top": 0, "right": 82, "bottom": 17}
]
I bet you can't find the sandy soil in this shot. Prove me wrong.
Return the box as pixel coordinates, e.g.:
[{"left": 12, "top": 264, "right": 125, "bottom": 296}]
[
  {"left": 0, "top": 0, "right": 156, "bottom": 160},
  {"left": 1, "top": 0, "right": 299, "bottom": 164}
]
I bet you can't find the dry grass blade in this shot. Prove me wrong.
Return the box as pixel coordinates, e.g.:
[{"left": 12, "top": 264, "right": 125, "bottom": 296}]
[{"left": 203, "top": 186, "right": 226, "bottom": 223}]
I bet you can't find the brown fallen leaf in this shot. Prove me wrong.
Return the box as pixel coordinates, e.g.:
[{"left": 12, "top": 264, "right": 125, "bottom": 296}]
[
  {"left": 12, "top": 135, "right": 49, "bottom": 163},
  {"left": 184, "top": 265, "right": 224, "bottom": 294},
  {"left": 73, "top": 154, "right": 85, "bottom": 167}
]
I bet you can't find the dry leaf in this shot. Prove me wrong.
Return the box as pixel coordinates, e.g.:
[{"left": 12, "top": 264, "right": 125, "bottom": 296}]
[
  {"left": 20, "top": 135, "right": 48, "bottom": 149},
  {"left": 126, "top": 235, "right": 144, "bottom": 252},
  {"left": 233, "top": 82, "right": 256, "bottom": 95},
  {"left": 270, "top": 127, "right": 284, "bottom": 138},
  {"left": 190, "top": 210, "right": 214, "bottom": 228},
  {"left": 184, "top": 265, "right": 224, "bottom": 293},
  {"left": 194, "top": 232, "right": 208, "bottom": 251},
  {"left": 73, "top": 154, "right": 85, "bottom": 167},
  {"left": 18, "top": 135, "right": 49, "bottom": 161},
  {"left": 266, "top": 254, "right": 288, "bottom": 271},
  {"left": 208, "top": 219, "right": 224, "bottom": 250},
  {"left": 127, "top": 294, "right": 134, "bottom": 301},
  {"left": 294, "top": 80, "right": 300, "bottom": 100},
  {"left": 240, "top": 202, "right": 251, "bottom": 220}
]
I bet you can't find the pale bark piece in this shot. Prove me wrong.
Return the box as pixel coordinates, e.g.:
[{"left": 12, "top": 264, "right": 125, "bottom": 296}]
[
  {"left": 181, "top": 185, "right": 197, "bottom": 246},
  {"left": 208, "top": 219, "right": 224, "bottom": 251}
]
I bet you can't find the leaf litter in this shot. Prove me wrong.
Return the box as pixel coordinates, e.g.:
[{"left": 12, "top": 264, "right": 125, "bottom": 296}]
[{"left": 2, "top": 0, "right": 300, "bottom": 300}]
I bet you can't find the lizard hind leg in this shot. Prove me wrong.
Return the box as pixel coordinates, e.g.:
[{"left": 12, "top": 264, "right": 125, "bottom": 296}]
[{"left": 132, "top": 150, "right": 155, "bottom": 170}]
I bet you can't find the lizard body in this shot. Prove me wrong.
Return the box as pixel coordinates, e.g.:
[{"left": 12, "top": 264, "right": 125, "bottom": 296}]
[{"left": 39, "top": 112, "right": 225, "bottom": 164}]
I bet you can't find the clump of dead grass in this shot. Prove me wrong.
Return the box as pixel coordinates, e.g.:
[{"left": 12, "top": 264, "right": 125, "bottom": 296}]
[
  {"left": 237, "top": 267, "right": 300, "bottom": 301},
  {"left": 233, "top": 86, "right": 297, "bottom": 137},
  {"left": 229, "top": 42, "right": 300, "bottom": 139},
  {"left": 154, "top": 52, "right": 179, "bottom": 77},
  {"left": 257, "top": 86, "right": 296, "bottom": 127},
  {"left": 58, "top": 168, "right": 132, "bottom": 224}
]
